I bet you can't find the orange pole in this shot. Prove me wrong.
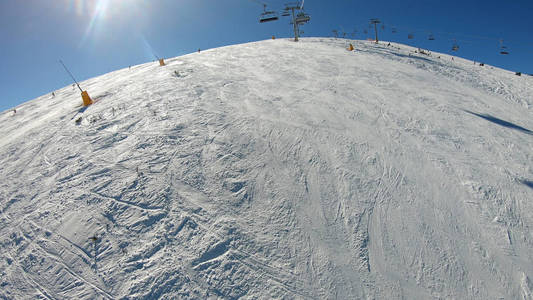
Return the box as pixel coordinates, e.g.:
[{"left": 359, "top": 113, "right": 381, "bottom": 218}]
[{"left": 81, "top": 91, "right": 93, "bottom": 106}]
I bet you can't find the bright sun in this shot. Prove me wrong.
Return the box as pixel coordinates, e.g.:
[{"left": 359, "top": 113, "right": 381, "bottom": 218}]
[{"left": 66, "top": 0, "right": 147, "bottom": 46}]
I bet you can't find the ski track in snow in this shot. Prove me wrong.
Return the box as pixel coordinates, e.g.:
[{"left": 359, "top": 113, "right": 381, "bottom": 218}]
[{"left": 1, "top": 38, "right": 533, "bottom": 299}]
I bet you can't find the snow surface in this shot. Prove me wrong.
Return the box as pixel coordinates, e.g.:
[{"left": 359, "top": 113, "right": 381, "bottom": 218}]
[{"left": 1, "top": 38, "right": 533, "bottom": 299}]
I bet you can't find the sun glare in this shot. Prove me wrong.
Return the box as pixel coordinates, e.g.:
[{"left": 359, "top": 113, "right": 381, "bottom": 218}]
[{"left": 66, "top": 0, "right": 148, "bottom": 47}]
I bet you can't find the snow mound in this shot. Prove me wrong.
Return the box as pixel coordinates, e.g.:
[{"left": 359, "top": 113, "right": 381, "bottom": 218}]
[{"left": 1, "top": 38, "right": 533, "bottom": 299}]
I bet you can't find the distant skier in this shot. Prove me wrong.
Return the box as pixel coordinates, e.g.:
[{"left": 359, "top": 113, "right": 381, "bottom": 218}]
[{"left": 52, "top": 92, "right": 55, "bottom": 97}]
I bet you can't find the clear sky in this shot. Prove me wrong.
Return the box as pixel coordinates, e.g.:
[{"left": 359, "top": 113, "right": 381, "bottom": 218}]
[{"left": 1, "top": 0, "right": 532, "bottom": 112}]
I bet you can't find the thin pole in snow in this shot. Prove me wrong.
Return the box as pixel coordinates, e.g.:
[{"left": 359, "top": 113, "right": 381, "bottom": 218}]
[
  {"left": 59, "top": 60, "right": 83, "bottom": 93},
  {"left": 370, "top": 19, "right": 381, "bottom": 43}
]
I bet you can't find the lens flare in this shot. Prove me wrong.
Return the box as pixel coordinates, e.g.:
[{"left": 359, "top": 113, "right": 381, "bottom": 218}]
[
  {"left": 69, "top": 0, "right": 145, "bottom": 47},
  {"left": 64, "top": 0, "right": 152, "bottom": 59},
  {"left": 78, "top": 0, "right": 110, "bottom": 47},
  {"left": 140, "top": 34, "right": 159, "bottom": 61}
]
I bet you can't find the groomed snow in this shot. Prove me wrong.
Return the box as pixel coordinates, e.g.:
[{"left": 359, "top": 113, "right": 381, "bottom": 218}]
[{"left": 1, "top": 38, "right": 532, "bottom": 299}]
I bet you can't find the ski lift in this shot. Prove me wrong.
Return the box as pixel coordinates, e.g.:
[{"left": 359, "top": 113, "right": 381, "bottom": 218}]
[
  {"left": 428, "top": 34, "right": 435, "bottom": 40},
  {"left": 451, "top": 40, "right": 459, "bottom": 51},
  {"left": 295, "top": 11, "right": 310, "bottom": 24},
  {"left": 259, "top": 4, "right": 279, "bottom": 23},
  {"left": 499, "top": 40, "right": 509, "bottom": 55},
  {"left": 408, "top": 33, "right": 414, "bottom": 39}
]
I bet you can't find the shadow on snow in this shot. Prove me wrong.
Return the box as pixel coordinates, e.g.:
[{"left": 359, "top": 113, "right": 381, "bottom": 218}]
[
  {"left": 519, "top": 180, "right": 533, "bottom": 190},
  {"left": 464, "top": 110, "right": 533, "bottom": 135}
]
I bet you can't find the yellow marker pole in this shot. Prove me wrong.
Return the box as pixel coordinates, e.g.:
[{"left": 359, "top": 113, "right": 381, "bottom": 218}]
[
  {"left": 60, "top": 60, "right": 93, "bottom": 107},
  {"left": 81, "top": 91, "right": 93, "bottom": 106},
  {"left": 159, "top": 58, "right": 165, "bottom": 66},
  {"left": 348, "top": 43, "right": 354, "bottom": 51}
]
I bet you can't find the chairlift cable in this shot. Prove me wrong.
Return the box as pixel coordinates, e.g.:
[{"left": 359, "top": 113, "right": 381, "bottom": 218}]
[
  {"left": 369, "top": 21, "right": 531, "bottom": 55},
  {"left": 370, "top": 21, "right": 533, "bottom": 49}
]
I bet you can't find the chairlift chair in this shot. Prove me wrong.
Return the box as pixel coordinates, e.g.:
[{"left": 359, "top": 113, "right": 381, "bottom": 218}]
[
  {"left": 451, "top": 43, "right": 459, "bottom": 51},
  {"left": 259, "top": 4, "right": 279, "bottom": 23},
  {"left": 408, "top": 33, "right": 414, "bottom": 39},
  {"left": 499, "top": 40, "right": 509, "bottom": 54},
  {"left": 295, "top": 12, "right": 310, "bottom": 24},
  {"left": 260, "top": 14, "right": 278, "bottom": 23},
  {"left": 428, "top": 34, "right": 435, "bottom": 40}
]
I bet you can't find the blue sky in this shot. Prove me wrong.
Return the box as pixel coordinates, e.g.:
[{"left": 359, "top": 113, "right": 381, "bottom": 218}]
[{"left": 1, "top": 0, "right": 532, "bottom": 112}]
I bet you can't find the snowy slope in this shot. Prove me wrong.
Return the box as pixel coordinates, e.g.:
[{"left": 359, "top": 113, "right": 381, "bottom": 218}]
[{"left": 1, "top": 38, "right": 533, "bottom": 299}]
